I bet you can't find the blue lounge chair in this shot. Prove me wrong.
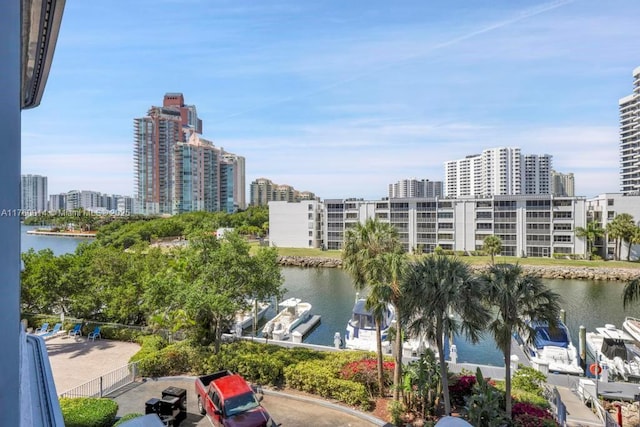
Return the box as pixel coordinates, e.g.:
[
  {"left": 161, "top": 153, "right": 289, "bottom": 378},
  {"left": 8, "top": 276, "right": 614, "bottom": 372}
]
[
  {"left": 88, "top": 326, "right": 101, "bottom": 341},
  {"left": 34, "top": 322, "right": 49, "bottom": 334},
  {"left": 68, "top": 323, "right": 82, "bottom": 337},
  {"left": 40, "top": 323, "right": 62, "bottom": 339}
]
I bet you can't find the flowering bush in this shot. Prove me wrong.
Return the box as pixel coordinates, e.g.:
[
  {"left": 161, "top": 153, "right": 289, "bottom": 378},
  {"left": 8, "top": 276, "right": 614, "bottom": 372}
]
[
  {"left": 340, "top": 358, "right": 394, "bottom": 396},
  {"left": 449, "top": 375, "right": 476, "bottom": 405},
  {"left": 512, "top": 402, "right": 557, "bottom": 427}
]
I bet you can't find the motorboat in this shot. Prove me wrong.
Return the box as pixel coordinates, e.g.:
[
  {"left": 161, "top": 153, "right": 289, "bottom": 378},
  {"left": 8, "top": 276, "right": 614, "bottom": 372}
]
[
  {"left": 232, "top": 300, "right": 270, "bottom": 334},
  {"left": 344, "top": 298, "right": 395, "bottom": 353},
  {"left": 586, "top": 324, "right": 640, "bottom": 381},
  {"left": 623, "top": 316, "right": 640, "bottom": 343},
  {"left": 262, "top": 298, "right": 312, "bottom": 341},
  {"left": 520, "top": 319, "right": 583, "bottom": 375}
]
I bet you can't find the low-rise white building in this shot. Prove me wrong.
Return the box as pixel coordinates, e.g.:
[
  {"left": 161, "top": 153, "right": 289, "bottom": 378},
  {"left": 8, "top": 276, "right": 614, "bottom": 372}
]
[
  {"left": 587, "top": 193, "right": 640, "bottom": 260},
  {"left": 271, "top": 195, "right": 588, "bottom": 258},
  {"left": 269, "top": 200, "right": 323, "bottom": 249}
]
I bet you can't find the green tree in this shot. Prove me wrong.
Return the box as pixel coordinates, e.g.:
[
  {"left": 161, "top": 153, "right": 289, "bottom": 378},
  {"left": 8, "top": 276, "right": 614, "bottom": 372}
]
[
  {"left": 606, "top": 214, "right": 635, "bottom": 261},
  {"left": 342, "top": 218, "right": 406, "bottom": 399},
  {"left": 480, "top": 263, "right": 561, "bottom": 417},
  {"left": 482, "top": 235, "right": 502, "bottom": 264},
  {"left": 575, "top": 220, "right": 605, "bottom": 259},
  {"left": 401, "top": 255, "right": 490, "bottom": 415},
  {"left": 179, "top": 232, "right": 283, "bottom": 352}
]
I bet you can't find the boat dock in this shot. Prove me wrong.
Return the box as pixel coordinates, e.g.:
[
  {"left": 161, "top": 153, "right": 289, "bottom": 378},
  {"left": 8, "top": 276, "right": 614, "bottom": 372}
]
[{"left": 290, "top": 315, "right": 321, "bottom": 343}]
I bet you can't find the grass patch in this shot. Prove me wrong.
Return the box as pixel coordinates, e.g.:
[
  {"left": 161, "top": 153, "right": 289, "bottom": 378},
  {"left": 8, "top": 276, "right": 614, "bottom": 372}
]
[{"left": 258, "top": 246, "right": 640, "bottom": 269}]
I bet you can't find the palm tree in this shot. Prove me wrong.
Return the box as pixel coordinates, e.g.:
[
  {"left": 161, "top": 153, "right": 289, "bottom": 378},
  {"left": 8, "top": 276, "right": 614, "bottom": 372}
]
[
  {"left": 342, "top": 218, "right": 406, "bottom": 399},
  {"left": 575, "top": 220, "right": 604, "bottom": 259},
  {"left": 401, "top": 255, "right": 490, "bottom": 416},
  {"left": 622, "top": 276, "right": 640, "bottom": 309},
  {"left": 483, "top": 235, "right": 502, "bottom": 264},
  {"left": 480, "top": 263, "right": 561, "bottom": 417}
]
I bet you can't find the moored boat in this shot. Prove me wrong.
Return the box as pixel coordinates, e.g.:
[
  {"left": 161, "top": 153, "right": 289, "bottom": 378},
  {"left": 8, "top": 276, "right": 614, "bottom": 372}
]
[
  {"left": 233, "top": 300, "right": 270, "bottom": 334},
  {"left": 344, "top": 298, "right": 395, "bottom": 353},
  {"left": 586, "top": 323, "right": 640, "bottom": 381},
  {"left": 519, "top": 319, "right": 583, "bottom": 375},
  {"left": 623, "top": 316, "right": 640, "bottom": 343},
  {"left": 262, "top": 298, "right": 312, "bottom": 341}
]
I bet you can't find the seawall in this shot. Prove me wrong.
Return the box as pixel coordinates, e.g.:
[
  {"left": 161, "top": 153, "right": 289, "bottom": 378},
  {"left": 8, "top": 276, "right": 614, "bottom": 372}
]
[{"left": 277, "top": 255, "right": 640, "bottom": 282}]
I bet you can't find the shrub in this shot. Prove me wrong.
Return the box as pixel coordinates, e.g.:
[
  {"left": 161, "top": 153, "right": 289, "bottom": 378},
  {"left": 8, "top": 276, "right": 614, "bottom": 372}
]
[
  {"left": 512, "top": 402, "right": 557, "bottom": 426},
  {"left": 285, "top": 360, "right": 371, "bottom": 410},
  {"left": 340, "top": 358, "right": 394, "bottom": 397},
  {"left": 449, "top": 375, "right": 476, "bottom": 405},
  {"left": 512, "top": 366, "right": 546, "bottom": 395},
  {"left": 59, "top": 397, "right": 118, "bottom": 427}
]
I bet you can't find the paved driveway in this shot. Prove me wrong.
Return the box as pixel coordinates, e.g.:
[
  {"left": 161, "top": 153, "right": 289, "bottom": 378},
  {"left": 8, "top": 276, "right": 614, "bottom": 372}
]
[
  {"left": 46, "top": 335, "right": 387, "bottom": 426},
  {"left": 111, "top": 378, "right": 384, "bottom": 426}
]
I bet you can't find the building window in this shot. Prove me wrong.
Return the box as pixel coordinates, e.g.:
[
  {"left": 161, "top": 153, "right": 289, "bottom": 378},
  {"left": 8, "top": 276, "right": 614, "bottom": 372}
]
[{"left": 608, "top": 199, "right": 614, "bottom": 206}]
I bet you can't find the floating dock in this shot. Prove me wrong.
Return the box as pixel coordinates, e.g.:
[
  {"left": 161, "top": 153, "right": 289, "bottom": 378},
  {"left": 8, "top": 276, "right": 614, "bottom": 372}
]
[{"left": 290, "top": 315, "right": 321, "bottom": 343}]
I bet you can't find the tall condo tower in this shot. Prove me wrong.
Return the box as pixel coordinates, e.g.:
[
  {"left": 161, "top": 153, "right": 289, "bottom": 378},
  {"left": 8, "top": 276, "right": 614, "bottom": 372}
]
[
  {"left": 620, "top": 66, "right": 640, "bottom": 195},
  {"left": 20, "top": 174, "right": 48, "bottom": 212}
]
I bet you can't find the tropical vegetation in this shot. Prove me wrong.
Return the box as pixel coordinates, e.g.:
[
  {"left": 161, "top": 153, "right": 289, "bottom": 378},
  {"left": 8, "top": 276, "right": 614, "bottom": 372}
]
[
  {"left": 341, "top": 218, "right": 407, "bottom": 401},
  {"left": 480, "top": 263, "right": 561, "bottom": 417}
]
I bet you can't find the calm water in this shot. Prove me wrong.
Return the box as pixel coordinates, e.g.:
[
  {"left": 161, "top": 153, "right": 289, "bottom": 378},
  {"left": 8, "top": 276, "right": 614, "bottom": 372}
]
[{"left": 22, "top": 224, "right": 640, "bottom": 366}]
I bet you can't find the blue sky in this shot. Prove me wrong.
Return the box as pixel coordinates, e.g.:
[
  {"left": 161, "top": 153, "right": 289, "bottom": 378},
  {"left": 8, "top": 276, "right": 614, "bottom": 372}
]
[{"left": 21, "top": 0, "right": 640, "bottom": 200}]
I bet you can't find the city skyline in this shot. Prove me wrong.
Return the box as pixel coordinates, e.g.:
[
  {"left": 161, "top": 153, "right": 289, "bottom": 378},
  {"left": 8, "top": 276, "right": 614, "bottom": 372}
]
[{"left": 20, "top": 0, "right": 640, "bottom": 200}]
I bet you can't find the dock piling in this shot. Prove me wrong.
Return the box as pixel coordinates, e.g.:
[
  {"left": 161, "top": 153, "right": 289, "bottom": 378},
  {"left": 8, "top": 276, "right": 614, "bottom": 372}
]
[{"left": 579, "top": 325, "right": 586, "bottom": 371}]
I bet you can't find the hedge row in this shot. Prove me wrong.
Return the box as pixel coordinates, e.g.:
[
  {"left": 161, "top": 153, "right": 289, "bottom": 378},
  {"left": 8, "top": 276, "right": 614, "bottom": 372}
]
[
  {"left": 130, "top": 339, "right": 376, "bottom": 409},
  {"left": 59, "top": 397, "right": 118, "bottom": 427}
]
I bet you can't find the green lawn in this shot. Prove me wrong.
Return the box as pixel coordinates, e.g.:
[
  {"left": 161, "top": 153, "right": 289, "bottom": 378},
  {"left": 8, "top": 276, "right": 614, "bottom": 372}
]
[{"left": 252, "top": 244, "right": 640, "bottom": 269}]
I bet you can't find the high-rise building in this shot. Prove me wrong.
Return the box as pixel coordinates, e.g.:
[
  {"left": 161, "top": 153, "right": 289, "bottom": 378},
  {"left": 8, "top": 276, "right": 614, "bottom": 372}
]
[
  {"left": 134, "top": 93, "right": 243, "bottom": 215},
  {"left": 445, "top": 147, "right": 552, "bottom": 198},
  {"left": 134, "top": 93, "right": 202, "bottom": 215},
  {"left": 222, "top": 153, "right": 246, "bottom": 210},
  {"left": 388, "top": 178, "right": 443, "bottom": 198},
  {"left": 249, "top": 178, "right": 316, "bottom": 206},
  {"left": 523, "top": 154, "right": 551, "bottom": 195},
  {"left": 21, "top": 174, "right": 48, "bottom": 212},
  {"left": 620, "top": 66, "right": 640, "bottom": 195},
  {"left": 551, "top": 170, "right": 575, "bottom": 197}
]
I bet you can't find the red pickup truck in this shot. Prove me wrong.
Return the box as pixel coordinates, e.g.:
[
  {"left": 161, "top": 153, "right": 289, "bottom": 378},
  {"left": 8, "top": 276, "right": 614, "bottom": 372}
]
[{"left": 195, "top": 370, "right": 277, "bottom": 427}]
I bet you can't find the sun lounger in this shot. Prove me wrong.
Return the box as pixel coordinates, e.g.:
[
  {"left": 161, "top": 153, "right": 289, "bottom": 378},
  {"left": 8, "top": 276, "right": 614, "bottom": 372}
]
[{"left": 68, "top": 323, "right": 82, "bottom": 337}]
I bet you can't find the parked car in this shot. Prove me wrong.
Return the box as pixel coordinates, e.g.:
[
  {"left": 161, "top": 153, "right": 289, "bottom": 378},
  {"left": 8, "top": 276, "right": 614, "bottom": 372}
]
[{"left": 195, "top": 370, "right": 278, "bottom": 427}]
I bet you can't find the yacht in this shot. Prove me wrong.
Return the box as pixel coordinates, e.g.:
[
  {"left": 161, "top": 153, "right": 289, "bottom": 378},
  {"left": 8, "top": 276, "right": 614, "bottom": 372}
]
[
  {"left": 520, "top": 320, "right": 583, "bottom": 375},
  {"left": 586, "top": 324, "right": 640, "bottom": 381},
  {"left": 233, "top": 300, "right": 270, "bottom": 334},
  {"left": 623, "top": 316, "right": 640, "bottom": 343},
  {"left": 262, "top": 298, "right": 312, "bottom": 341},
  {"left": 344, "top": 298, "right": 395, "bottom": 353}
]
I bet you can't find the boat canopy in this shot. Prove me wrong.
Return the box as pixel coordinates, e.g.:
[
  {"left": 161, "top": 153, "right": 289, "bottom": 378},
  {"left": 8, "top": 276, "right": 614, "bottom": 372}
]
[
  {"left": 533, "top": 323, "right": 570, "bottom": 349},
  {"left": 353, "top": 299, "right": 371, "bottom": 316},
  {"left": 278, "top": 298, "right": 301, "bottom": 307}
]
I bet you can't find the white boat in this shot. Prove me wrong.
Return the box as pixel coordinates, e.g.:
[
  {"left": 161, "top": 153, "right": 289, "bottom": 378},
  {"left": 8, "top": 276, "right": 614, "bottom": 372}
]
[
  {"left": 262, "top": 298, "right": 312, "bottom": 341},
  {"left": 623, "top": 316, "right": 640, "bottom": 343},
  {"left": 586, "top": 324, "right": 640, "bottom": 381},
  {"left": 233, "top": 300, "right": 270, "bottom": 334},
  {"left": 521, "top": 320, "right": 583, "bottom": 375},
  {"left": 344, "top": 298, "right": 395, "bottom": 353}
]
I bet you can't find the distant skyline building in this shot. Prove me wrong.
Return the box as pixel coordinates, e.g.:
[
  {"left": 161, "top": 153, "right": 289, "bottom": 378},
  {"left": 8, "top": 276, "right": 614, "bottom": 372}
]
[
  {"left": 20, "top": 174, "right": 48, "bottom": 212},
  {"left": 50, "top": 190, "right": 133, "bottom": 213},
  {"left": 444, "top": 147, "right": 552, "bottom": 198},
  {"left": 388, "top": 178, "right": 443, "bottom": 198},
  {"left": 551, "top": 170, "right": 575, "bottom": 197},
  {"left": 619, "top": 66, "right": 640, "bottom": 195},
  {"left": 134, "top": 93, "right": 244, "bottom": 215},
  {"left": 249, "top": 178, "right": 316, "bottom": 206}
]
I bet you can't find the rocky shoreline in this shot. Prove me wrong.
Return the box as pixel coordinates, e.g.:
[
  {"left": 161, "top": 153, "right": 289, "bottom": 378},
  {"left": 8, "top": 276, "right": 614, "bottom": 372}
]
[{"left": 277, "top": 255, "right": 640, "bottom": 282}]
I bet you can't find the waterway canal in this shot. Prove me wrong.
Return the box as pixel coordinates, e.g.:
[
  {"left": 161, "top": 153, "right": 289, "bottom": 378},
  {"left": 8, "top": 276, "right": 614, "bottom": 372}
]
[{"left": 22, "top": 225, "right": 640, "bottom": 366}]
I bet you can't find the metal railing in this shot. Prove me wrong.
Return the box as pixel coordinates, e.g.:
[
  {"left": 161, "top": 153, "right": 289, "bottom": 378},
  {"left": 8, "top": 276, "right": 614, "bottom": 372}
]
[{"left": 59, "top": 362, "right": 139, "bottom": 398}]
